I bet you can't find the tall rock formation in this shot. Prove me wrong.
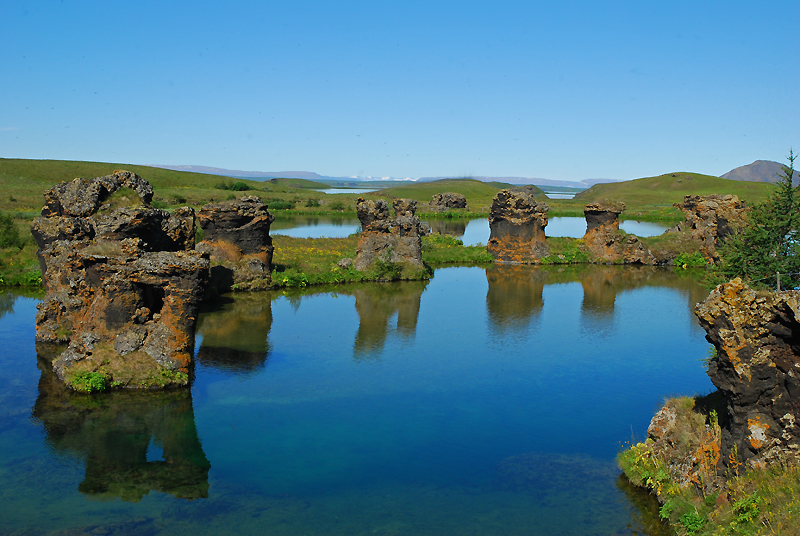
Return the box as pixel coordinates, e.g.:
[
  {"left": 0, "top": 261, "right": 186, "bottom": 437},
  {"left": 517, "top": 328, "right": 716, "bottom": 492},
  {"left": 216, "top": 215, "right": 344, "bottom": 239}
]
[
  {"left": 696, "top": 278, "right": 800, "bottom": 469},
  {"left": 582, "top": 202, "right": 654, "bottom": 264},
  {"left": 670, "top": 195, "right": 747, "bottom": 260},
  {"left": 32, "top": 172, "right": 208, "bottom": 390},
  {"left": 354, "top": 198, "right": 426, "bottom": 275},
  {"left": 487, "top": 190, "right": 550, "bottom": 262},
  {"left": 196, "top": 196, "right": 275, "bottom": 291}
]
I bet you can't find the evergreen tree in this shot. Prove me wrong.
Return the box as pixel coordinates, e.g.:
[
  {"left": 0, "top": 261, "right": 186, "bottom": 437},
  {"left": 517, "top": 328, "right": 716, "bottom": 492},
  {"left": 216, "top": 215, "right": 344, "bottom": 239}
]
[
  {"left": 0, "top": 211, "right": 20, "bottom": 249},
  {"left": 718, "top": 150, "right": 800, "bottom": 289}
]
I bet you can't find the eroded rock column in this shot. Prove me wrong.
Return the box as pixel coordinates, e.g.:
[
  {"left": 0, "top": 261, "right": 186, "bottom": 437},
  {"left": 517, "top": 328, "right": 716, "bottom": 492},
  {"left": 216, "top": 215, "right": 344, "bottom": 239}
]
[
  {"left": 354, "top": 198, "right": 425, "bottom": 274},
  {"left": 671, "top": 194, "right": 747, "bottom": 260},
  {"left": 582, "top": 202, "right": 654, "bottom": 264},
  {"left": 32, "top": 171, "right": 208, "bottom": 390},
  {"left": 196, "top": 196, "right": 275, "bottom": 291},
  {"left": 487, "top": 190, "right": 549, "bottom": 262}
]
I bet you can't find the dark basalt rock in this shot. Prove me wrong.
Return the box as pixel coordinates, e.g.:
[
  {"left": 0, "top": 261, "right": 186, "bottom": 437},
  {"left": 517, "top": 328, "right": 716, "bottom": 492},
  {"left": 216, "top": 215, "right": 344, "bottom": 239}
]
[
  {"left": 487, "top": 190, "right": 550, "bottom": 262},
  {"left": 582, "top": 202, "right": 655, "bottom": 264},
  {"left": 354, "top": 197, "right": 426, "bottom": 274},
  {"left": 196, "top": 196, "right": 275, "bottom": 291},
  {"left": 429, "top": 192, "right": 468, "bottom": 211},
  {"left": 41, "top": 170, "right": 154, "bottom": 218},
  {"left": 584, "top": 202, "right": 625, "bottom": 234},
  {"left": 696, "top": 278, "right": 800, "bottom": 469},
  {"left": 33, "top": 172, "right": 208, "bottom": 390},
  {"left": 669, "top": 195, "right": 747, "bottom": 260},
  {"left": 197, "top": 196, "right": 274, "bottom": 255}
]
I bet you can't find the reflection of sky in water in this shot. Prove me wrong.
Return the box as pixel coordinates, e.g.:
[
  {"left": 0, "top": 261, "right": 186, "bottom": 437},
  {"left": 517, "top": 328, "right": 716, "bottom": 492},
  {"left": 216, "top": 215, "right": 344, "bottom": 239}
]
[
  {"left": 620, "top": 220, "right": 671, "bottom": 236},
  {"left": 273, "top": 223, "right": 361, "bottom": 238},
  {"left": 0, "top": 268, "right": 710, "bottom": 534},
  {"left": 314, "top": 188, "right": 377, "bottom": 195},
  {"left": 543, "top": 191, "right": 577, "bottom": 199},
  {"left": 461, "top": 219, "right": 490, "bottom": 245}
]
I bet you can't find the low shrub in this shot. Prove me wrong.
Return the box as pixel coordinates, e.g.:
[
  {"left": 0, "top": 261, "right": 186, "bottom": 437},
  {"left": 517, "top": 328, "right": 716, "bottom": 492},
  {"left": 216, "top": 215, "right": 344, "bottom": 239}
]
[
  {"left": 674, "top": 252, "right": 707, "bottom": 269},
  {"left": 68, "top": 371, "right": 109, "bottom": 393}
]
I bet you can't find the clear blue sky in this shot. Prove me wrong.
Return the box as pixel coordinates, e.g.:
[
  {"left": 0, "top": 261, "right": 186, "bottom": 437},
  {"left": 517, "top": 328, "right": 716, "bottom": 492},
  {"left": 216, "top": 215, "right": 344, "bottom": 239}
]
[{"left": 2, "top": 1, "right": 798, "bottom": 181}]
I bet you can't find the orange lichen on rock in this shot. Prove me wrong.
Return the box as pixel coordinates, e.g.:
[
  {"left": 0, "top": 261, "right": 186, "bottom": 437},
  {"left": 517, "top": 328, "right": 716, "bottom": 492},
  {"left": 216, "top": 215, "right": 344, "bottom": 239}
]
[
  {"left": 487, "top": 190, "right": 550, "bottom": 263},
  {"left": 696, "top": 278, "right": 800, "bottom": 469},
  {"left": 33, "top": 172, "right": 208, "bottom": 390}
]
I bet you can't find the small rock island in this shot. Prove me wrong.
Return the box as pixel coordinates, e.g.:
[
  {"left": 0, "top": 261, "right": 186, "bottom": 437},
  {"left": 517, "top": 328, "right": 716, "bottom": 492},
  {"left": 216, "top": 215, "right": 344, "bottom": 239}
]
[{"left": 32, "top": 171, "right": 208, "bottom": 391}]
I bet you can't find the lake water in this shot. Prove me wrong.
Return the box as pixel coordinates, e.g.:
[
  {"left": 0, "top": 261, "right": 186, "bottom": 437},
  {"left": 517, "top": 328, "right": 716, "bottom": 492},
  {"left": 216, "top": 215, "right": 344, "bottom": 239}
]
[
  {"left": 273, "top": 215, "right": 670, "bottom": 243},
  {"left": 0, "top": 266, "right": 711, "bottom": 535},
  {"left": 314, "top": 188, "right": 378, "bottom": 195}
]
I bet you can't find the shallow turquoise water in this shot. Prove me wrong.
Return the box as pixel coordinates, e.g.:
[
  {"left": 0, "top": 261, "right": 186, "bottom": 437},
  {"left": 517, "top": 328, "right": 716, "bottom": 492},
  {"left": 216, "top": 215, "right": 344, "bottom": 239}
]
[{"left": 0, "top": 266, "right": 710, "bottom": 535}]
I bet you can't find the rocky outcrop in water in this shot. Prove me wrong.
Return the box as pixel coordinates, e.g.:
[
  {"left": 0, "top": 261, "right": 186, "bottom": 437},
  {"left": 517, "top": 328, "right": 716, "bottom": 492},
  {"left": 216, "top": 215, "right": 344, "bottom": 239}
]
[
  {"left": 354, "top": 198, "right": 427, "bottom": 276},
  {"left": 695, "top": 278, "right": 800, "bottom": 469},
  {"left": 32, "top": 172, "right": 208, "bottom": 390},
  {"left": 429, "top": 192, "right": 468, "bottom": 211},
  {"left": 582, "top": 202, "right": 655, "bottom": 264},
  {"left": 196, "top": 196, "right": 275, "bottom": 291},
  {"left": 487, "top": 190, "right": 550, "bottom": 262},
  {"left": 669, "top": 195, "right": 747, "bottom": 259}
]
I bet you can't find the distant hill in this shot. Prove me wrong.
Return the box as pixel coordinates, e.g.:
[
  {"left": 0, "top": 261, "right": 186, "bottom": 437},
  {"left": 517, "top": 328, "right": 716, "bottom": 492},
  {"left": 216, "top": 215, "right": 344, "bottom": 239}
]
[
  {"left": 574, "top": 172, "right": 774, "bottom": 208},
  {"left": 156, "top": 165, "right": 603, "bottom": 189},
  {"left": 152, "top": 164, "right": 329, "bottom": 182},
  {"left": 722, "top": 160, "right": 799, "bottom": 186}
]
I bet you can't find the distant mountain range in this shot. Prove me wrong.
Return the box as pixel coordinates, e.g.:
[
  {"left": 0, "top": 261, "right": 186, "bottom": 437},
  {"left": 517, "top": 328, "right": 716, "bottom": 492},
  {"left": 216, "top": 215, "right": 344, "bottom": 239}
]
[
  {"left": 152, "top": 164, "right": 611, "bottom": 189},
  {"left": 722, "top": 160, "right": 799, "bottom": 186},
  {"left": 154, "top": 160, "right": 798, "bottom": 190},
  {"left": 150, "top": 165, "right": 331, "bottom": 182}
]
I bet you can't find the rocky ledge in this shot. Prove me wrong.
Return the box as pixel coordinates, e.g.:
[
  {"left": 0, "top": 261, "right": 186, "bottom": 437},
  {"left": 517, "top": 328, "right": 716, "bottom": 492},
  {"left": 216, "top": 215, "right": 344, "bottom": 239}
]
[
  {"left": 695, "top": 277, "right": 800, "bottom": 469},
  {"left": 32, "top": 171, "right": 209, "bottom": 391}
]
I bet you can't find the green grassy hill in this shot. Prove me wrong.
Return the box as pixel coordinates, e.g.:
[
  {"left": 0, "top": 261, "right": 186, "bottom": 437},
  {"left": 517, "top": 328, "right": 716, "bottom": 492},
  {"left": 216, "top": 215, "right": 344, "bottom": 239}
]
[
  {"left": 266, "top": 177, "right": 330, "bottom": 189},
  {"left": 574, "top": 172, "right": 774, "bottom": 206},
  {"left": 374, "top": 178, "right": 543, "bottom": 212},
  {"left": 0, "top": 158, "right": 272, "bottom": 212}
]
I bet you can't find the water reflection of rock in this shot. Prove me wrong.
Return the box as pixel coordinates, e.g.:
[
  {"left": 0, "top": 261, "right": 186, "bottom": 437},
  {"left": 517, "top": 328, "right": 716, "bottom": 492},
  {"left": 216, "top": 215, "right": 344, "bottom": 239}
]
[
  {"left": 424, "top": 219, "right": 467, "bottom": 238},
  {"left": 32, "top": 355, "right": 210, "bottom": 502},
  {"left": 485, "top": 265, "right": 545, "bottom": 333},
  {"left": 485, "top": 265, "right": 708, "bottom": 332},
  {"left": 0, "top": 291, "right": 15, "bottom": 320},
  {"left": 195, "top": 293, "right": 272, "bottom": 373},
  {"left": 352, "top": 280, "right": 429, "bottom": 358}
]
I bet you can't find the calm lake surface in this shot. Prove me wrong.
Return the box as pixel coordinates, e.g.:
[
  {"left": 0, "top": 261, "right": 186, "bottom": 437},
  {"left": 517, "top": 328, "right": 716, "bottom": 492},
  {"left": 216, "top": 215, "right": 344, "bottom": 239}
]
[
  {"left": 272, "top": 215, "right": 670, "bottom": 243},
  {"left": 0, "top": 266, "right": 711, "bottom": 535}
]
